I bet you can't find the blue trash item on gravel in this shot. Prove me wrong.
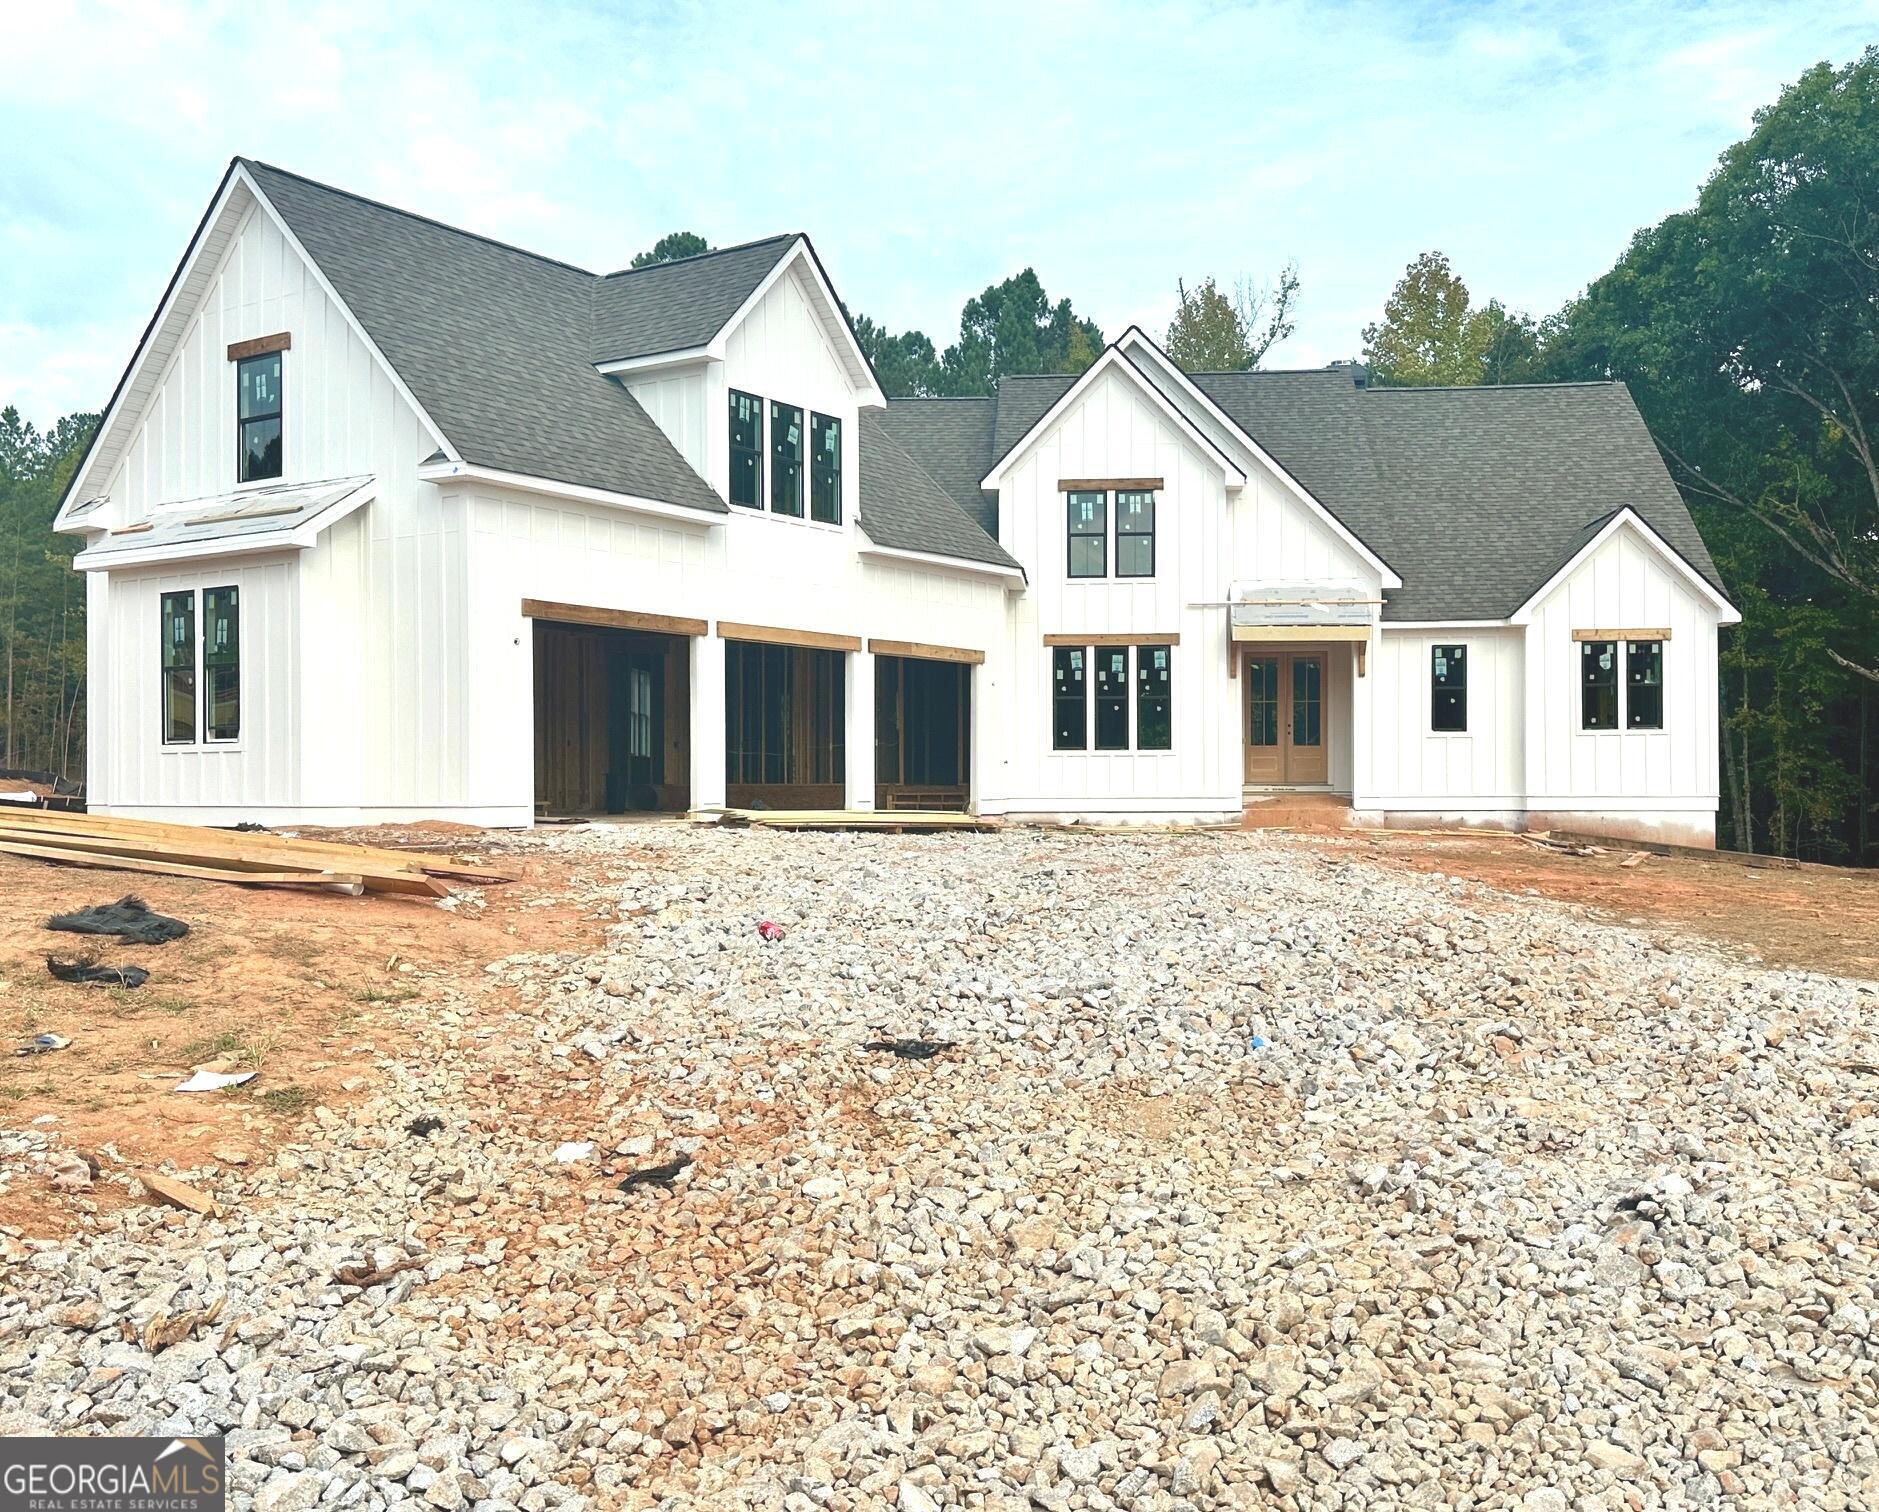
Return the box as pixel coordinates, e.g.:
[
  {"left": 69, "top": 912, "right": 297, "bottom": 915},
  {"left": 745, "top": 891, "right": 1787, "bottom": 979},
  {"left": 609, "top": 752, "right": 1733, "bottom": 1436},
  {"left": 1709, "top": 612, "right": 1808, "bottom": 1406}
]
[
  {"left": 1249, "top": 1034, "right": 1270, "bottom": 1050},
  {"left": 46, "top": 895, "right": 188, "bottom": 945}
]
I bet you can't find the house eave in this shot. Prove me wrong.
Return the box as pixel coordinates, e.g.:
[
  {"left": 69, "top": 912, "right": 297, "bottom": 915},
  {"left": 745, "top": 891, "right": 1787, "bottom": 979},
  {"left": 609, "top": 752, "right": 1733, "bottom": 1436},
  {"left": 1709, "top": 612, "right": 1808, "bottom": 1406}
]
[
  {"left": 416, "top": 460, "right": 726, "bottom": 525},
  {"left": 856, "top": 536, "right": 1028, "bottom": 586}
]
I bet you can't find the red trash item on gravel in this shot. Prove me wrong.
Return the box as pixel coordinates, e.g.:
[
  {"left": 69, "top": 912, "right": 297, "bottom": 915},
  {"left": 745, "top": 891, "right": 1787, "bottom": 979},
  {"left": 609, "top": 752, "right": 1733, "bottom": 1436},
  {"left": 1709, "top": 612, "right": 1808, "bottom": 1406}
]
[{"left": 757, "top": 920, "right": 785, "bottom": 942}]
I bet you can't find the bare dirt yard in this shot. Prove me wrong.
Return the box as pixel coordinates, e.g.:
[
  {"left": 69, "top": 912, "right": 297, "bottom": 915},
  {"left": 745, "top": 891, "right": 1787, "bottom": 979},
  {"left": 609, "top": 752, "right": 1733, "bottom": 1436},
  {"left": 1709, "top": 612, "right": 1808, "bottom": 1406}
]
[{"left": 3, "top": 821, "right": 1876, "bottom": 1511}]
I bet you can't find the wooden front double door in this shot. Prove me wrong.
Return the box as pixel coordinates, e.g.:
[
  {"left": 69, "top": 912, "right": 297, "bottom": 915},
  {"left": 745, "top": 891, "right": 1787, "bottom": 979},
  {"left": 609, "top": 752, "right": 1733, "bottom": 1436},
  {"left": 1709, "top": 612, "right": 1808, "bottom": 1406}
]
[{"left": 1243, "top": 650, "right": 1327, "bottom": 785}]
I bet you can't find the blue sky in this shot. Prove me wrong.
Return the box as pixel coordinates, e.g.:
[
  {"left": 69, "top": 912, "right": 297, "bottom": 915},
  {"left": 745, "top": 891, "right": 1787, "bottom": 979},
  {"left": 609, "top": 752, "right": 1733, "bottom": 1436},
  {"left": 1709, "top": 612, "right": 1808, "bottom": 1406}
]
[{"left": 4, "top": 1, "right": 1874, "bottom": 426}]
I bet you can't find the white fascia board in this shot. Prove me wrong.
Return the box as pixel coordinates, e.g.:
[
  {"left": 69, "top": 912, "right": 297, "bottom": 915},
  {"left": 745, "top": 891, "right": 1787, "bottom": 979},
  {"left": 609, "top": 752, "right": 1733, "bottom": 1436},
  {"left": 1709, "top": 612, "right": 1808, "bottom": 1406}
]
[
  {"left": 237, "top": 163, "right": 460, "bottom": 467},
  {"left": 856, "top": 536, "right": 1028, "bottom": 586},
  {"left": 73, "top": 477, "right": 378, "bottom": 573},
  {"left": 978, "top": 345, "right": 1248, "bottom": 492},
  {"left": 594, "top": 347, "right": 715, "bottom": 377},
  {"left": 417, "top": 460, "right": 724, "bottom": 527},
  {"left": 1509, "top": 507, "right": 1740, "bottom": 626},
  {"left": 1117, "top": 326, "right": 1403, "bottom": 590},
  {"left": 711, "top": 240, "right": 889, "bottom": 409}
]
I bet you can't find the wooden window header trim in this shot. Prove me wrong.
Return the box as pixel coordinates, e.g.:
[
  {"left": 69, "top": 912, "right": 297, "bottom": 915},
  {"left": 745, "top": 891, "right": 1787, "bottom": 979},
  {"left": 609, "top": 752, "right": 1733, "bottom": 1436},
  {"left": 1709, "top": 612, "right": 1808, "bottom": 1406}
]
[
  {"left": 1058, "top": 477, "right": 1162, "bottom": 492},
  {"left": 1043, "top": 632, "right": 1181, "bottom": 647},
  {"left": 717, "top": 621, "right": 862, "bottom": 653},
  {"left": 1571, "top": 627, "right": 1671, "bottom": 642},
  {"left": 520, "top": 599, "right": 707, "bottom": 637},
  {"left": 867, "top": 638, "right": 986, "bottom": 665},
  {"left": 227, "top": 332, "right": 292, "bottom": 362}
]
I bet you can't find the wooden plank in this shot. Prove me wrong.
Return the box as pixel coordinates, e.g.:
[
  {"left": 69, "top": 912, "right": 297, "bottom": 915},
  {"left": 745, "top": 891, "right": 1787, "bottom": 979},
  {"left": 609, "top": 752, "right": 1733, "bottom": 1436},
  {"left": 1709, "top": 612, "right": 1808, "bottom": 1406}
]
[
  {"left": 0, "top": 841, "right": 365, "bottom": 893},
  {"left": 1042, "top": 632, "right": 1182, "bottom": 647},
  {"left": 1058, "top": 478, "right": 1162, "bottom": 492},
  {"left": 718, "top": 621, "right": 862, "bottom": 652},
  {"left": 521, "top": 599, "right": 707, "bottom": 637},
  {"left": 867, "top": 638, "right": 985, "bottom": 666},
  {"left": 713, "top": 808, "right": 994, "bottom": 832},
  {"left": 0, "top": 830, "right": 445, "bottom": 896},
  {"left": 227, "top": 331, "right": 292, "bottom": 361},
  {"left": 1570, "top": 627, "right": 1672, "bottom": 642},
  {"left": 0, "top": 809, "right": 511, "bottom": 883},
  {"left": 1230, "top": 625, "right": 1369, "bottom": 643}
]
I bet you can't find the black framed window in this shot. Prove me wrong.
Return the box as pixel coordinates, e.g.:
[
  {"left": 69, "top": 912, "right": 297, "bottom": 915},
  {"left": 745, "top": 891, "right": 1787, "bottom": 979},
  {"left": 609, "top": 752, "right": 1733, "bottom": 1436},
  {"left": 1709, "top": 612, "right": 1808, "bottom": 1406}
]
[
  {"left": 1136, "top": 646, "right": 1171, "bottom": 750},
  {"left": 770, "top": 402, "right": 804, "bottom": 516},
  {"left": 1052, "top": 647, "right": 1087, "bottom": 750},
  {"left": 729, "top": 390, "right": 764, "bottom": 508},
  {"left": 237, "top": 352, "right": 282, "bottom": 483},
  {"left": 1067, "top": 491, "right": 1106, "bottom": 578},
  {"left": 1094, "top": 648, "right": 1129, "bottom": 750},
  {"left": 810, "top": 412, "right": 841, "bottom": 524},
  {"left": 1116, "top": 490, "right": 1155, "bottom": 578},
  {"left": 1431, "top": 644, "right": 1466, "bottom": 732},
  {"left": 1581, "top": 640, "right": 1618, "bottom": 730},
  {"left": 161, "top": 591, "right": 196, "bottom": 745},
  {"left": 1626, "top": 640, "right": 1664, "bottom": 729},
  {"left": 203, "top": 586, "right": 240, "bottom": 742}
]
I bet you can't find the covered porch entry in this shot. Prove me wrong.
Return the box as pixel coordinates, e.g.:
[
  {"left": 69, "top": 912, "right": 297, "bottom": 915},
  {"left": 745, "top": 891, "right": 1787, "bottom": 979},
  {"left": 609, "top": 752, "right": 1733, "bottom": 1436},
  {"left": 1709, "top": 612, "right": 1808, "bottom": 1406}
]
[
  {"left": 1232, "top": 580, "right": 1371, "bottom": 800},
  {"left": 526, "top": 600, "right": 698, "bottom": 817},
  {"left": 871, "top": 639, "right": 978, "bottom": 812}
]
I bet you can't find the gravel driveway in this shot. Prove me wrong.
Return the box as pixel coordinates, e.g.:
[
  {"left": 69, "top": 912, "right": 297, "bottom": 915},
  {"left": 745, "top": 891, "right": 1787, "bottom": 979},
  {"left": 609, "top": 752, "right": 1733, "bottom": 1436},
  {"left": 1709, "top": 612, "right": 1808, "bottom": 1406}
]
[{"left": 5, "top": 826, "right": 1876, "bottom": 1510}]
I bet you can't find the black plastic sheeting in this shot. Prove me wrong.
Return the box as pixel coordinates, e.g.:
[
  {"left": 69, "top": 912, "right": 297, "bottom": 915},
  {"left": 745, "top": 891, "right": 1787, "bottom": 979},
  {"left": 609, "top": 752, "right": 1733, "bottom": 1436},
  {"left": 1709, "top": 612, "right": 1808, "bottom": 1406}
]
[
  {"left": 46, "top": 956, "right": 149, "bottom": 988},
  {"left": 46, "top": 895, "right": 189, "bottom": 945}
]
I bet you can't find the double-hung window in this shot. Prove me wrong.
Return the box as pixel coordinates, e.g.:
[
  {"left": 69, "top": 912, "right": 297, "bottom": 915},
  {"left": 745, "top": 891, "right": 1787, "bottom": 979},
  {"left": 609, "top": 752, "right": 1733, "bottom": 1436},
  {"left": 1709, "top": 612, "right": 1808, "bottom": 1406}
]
[
  {"left": 810, "top": 412, "right": 841, "bottom": 524},
  {"left": 729, "top": 390, "right": 764, "bottom": 508},
  {"left": 1052, "top": 648, "right": 1087, "bottom": 750},
  {"left": 1136, "top": 645, "right": 1172, "bottom": 749},
  {"left": 1580, "top": 640, "right": 1619, "bottom": 731},
  {"left": 1094, "top": 649, "right": 1130, "bottom": 750},
  {"left": 1431, "top": 644, "right": 1467, "bottom": 732},
  {"left": 770, "top": 402, "right": 804, "bottom": 517},
  {"left": 237, "top": 352, "right": 282, "bottom": 483},
  {"left": 160, "top": 587, "right": 241, "bottom": 746},
  {"left": 1115, "top": 491, "right": 1155, "bottom": 577},
  {"left": 1067, "top": 492, "right": 1106, "bottom": 578},
  {"left": 1626, "top": 640, "right": 1663, "bottom": 729}
]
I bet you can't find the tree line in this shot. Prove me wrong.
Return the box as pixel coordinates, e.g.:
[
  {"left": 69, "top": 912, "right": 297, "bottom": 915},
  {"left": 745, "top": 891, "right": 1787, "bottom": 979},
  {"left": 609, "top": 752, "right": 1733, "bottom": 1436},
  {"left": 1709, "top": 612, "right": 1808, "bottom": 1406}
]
[{"left": 4, "top": 48, "right": 1870, "bottom": 858}]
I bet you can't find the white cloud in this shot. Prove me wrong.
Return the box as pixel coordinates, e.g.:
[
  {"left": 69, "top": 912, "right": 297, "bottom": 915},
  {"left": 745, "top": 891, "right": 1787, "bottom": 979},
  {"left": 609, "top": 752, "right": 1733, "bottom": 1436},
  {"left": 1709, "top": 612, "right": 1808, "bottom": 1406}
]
[{"left": 2, "top": 0, "right": 1875, "bottom": 423}]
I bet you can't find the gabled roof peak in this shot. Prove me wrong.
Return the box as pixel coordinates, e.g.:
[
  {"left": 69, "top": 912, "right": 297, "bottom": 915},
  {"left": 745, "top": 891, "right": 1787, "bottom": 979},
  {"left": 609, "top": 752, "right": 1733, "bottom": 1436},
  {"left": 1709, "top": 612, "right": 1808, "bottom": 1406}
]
[{"left": 597, "top": 232, "right": 802, "bottom": 281}]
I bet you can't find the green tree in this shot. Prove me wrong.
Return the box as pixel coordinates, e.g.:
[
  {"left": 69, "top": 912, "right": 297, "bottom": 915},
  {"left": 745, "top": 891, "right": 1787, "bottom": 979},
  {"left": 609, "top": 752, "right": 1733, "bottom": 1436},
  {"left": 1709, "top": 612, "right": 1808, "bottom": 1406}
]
[
  {"left": 1165, "top": 263, "right": 1301, "bottom": 371},
  {"left": 629, "top": 231, "right": 711, "bottom": 269},
  {"left": 852, "top": 313, "right": 943, "bottom": 398},
  {"left": 1361, "top": 252, "right": 1543, "bottom": 386},
  {"left": 936, "top": 269, "right": 1103, "bottom": 396}
]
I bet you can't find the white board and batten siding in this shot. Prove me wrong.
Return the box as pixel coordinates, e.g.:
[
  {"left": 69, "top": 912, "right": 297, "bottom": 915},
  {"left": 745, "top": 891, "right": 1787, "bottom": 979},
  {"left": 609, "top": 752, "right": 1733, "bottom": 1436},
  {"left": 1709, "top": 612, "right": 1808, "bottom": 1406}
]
[
  {"left": 1521, "top": 520, "right": 1721, "bottom": 837},
  {"left": 996, "top": 365, "right": 1239, "bottom": 819},
  {"left": 87, "top": 190, "right": 461, "bottom": 822},
  {"left": 1359, "top": 629, "right": 1525, "bottom": 810}
]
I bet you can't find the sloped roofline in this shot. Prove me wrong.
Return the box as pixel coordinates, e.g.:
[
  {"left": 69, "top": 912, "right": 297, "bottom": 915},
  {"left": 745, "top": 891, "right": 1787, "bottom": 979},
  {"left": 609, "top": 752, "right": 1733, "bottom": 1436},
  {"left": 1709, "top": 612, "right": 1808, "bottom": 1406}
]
[
  {"left": 712, "top": 237, "right": 887, "bottom": 407},
  {"left": 54, "top": 158, "right": 461, "bottom": 533},
  {"left": 1118, "top": 327, "right": 1403, "bottom": 589},
  {"left": 1509, "top": 506, "right": 1740, "bottom": 625},
  {"left": 979, "top": 343, "right": 1248, "bottom": 490}
]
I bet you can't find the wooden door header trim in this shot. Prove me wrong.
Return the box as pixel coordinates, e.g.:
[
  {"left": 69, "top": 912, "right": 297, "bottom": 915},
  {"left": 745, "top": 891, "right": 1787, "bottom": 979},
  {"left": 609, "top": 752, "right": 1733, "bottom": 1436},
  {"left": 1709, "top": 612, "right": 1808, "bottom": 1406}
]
[
  {"left": 718, "top": 621, "right": 863, "bottom": 652},
  {"left": 1570, "top": 627, "right": 1672, "bottom": 642},
  {"left": 1058, "top": 477, "right": 1163, "bottom": 493},
  {"left": 868, "top": 638, "right": 986, "bottom": 665},
  {"left": 1042, "top": 632, "right": 1181, "bottom": 647},
  {"left": 521, "top": 599, "right": 708, "bottom": 637},
  {"left": 227, "top": 331, "right": 292, "bottom": 362}
]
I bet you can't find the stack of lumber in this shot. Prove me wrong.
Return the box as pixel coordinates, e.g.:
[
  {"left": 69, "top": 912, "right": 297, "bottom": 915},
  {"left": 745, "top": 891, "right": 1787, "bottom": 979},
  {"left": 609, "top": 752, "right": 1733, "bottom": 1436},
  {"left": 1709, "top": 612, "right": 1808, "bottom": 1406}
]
[
  {"left": 709, "top": 807, "right": 997, "bottom": 833},
  {"left": 0, "top": 808, "right": 513, "bottom": 897}
]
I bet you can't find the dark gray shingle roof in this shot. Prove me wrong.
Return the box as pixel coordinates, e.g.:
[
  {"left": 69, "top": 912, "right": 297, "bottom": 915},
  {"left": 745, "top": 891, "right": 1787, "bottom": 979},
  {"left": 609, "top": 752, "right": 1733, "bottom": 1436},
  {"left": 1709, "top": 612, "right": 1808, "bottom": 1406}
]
[
  {"left": 889, "top": 361, "right": 1725, "bottom": 621},
  {"left": 871, "top": 399, "right": 999, "bottom": 537},
  {"left": 857, "top": 414, "right": 1021, "bottom": 573},
  {"left": 243, "top": 160, "right": 725, "bottom": 514},
  {"left": 590, "top": 236, "right": 798, "bottom": 362}
]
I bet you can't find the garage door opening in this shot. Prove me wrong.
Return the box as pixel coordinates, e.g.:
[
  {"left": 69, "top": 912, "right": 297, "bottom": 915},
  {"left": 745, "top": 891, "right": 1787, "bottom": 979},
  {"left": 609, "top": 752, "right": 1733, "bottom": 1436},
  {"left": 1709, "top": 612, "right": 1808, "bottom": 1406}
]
[
  {"left": 725, "top": 641, "right": 846, "bottom": 810},
  {"left": 533, "top": 621, "right": 691, "bottom": 816},
  {"left": 875, "top": 654, "right": 970, "bottom": 811}
]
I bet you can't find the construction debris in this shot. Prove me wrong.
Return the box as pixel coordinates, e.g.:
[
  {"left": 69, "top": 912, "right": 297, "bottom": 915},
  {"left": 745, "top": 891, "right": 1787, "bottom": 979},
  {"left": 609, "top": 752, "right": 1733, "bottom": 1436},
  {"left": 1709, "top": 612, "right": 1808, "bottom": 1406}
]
[
  {"left": 333, "top": 1256, "right": 424, "bottom": 1289},
  {"left": 141, "top": 1172, "right": 219, "bottom": 1216},
  {"left": 0, "top": 808, "right": 516, "bottom": 897},
  {"left": 1521, "top": 833, "right": 1603, "bottom": 858},
  {"left": 46, "top": 955, "right": 149, "bottom": 988},
  {"left": 15, "top": 1032, "right": 70, "bottom": 1056},
  {"left": 618, "top": 1156, "right": 691, "bottom": 1191},
  {"left": 134, "top": 1296, "right": 226, "bottom": 1352},
  {"left": 863, "top": 1037, "right": 954, "bottom": 1060},
  {"left": 48, "top": 895, "right": 189, "bottom": 945},
  {"left": 712, "top": 807, "right": 996, "bottom": 833},
  {"left": 406, "top": 1115, "right": 445, "bottom": 1138},
  {"left": 174, "top": 1069, "right": 256, "bottom": 1093}
]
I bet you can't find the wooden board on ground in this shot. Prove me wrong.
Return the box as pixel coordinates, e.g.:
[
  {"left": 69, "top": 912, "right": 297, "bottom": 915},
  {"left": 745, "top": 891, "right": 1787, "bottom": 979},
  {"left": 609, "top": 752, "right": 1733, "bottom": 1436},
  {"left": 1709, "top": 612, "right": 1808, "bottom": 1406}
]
[
  {"left": 707, "top": 807, "right": 997, "bottom": 833},
  {"left": 0, "top": 840, "right": 367, "bottom": 894}
]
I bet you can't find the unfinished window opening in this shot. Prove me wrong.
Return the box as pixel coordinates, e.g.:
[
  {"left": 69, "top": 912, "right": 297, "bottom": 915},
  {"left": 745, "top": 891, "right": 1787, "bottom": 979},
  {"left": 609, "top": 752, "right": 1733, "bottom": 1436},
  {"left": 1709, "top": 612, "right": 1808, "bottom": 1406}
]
[
  {"left": 160, "top": 591, "right": 196, "bottom": 745},
  {"left": 810, "top": 412, "right": 842, "bottom": 524},
  {"left": 1431, "top": 644, "right": 1466, "bottom": 733},
  {"left": 725, "top": 641, "right": 845, "bottom": 807},
  {"left": 532, "top": 621, "right": 691, "bottom": 816},
  {"left": 729, "top": 390, "right": 764, "bottom": 508},
  {"left": 1581, "top": 640, "right": 1618, "bottom": 731},
  {"left": 874, "top": 655, "right": 970, "bottom": 810},
  {"left": 770, "top": 401, "right": 804, "bottom": 517},
  {"left": 1116, "top": 490, "right": 1156, "bottom": 578},
  {"left": 1052, "top": 647, "right": 1087, "bottom": 750},
  {"left": 237, "top": 351, "right": 282, "bottom": 483},
  {"left": 1067, "top": 491, "right": 1106, "bottom": 578}
]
